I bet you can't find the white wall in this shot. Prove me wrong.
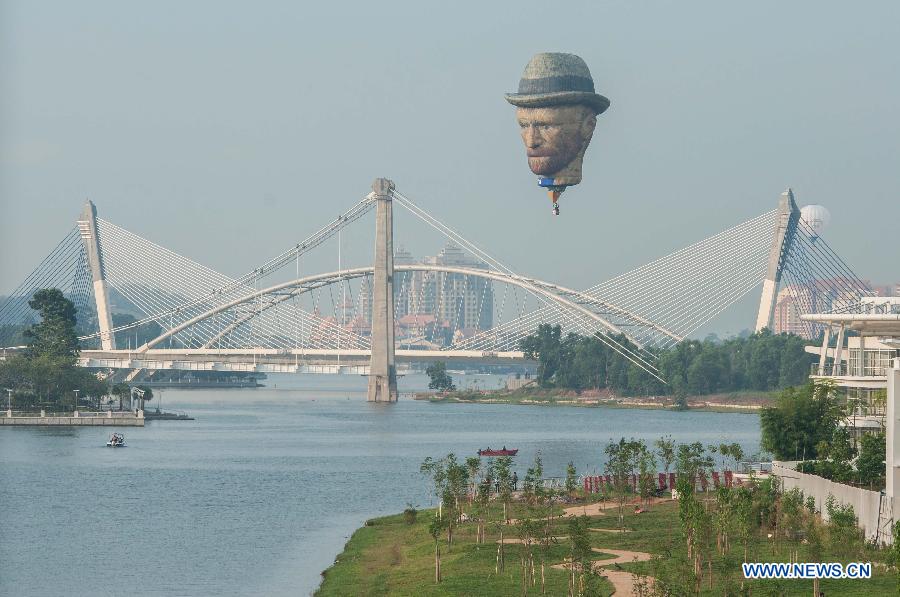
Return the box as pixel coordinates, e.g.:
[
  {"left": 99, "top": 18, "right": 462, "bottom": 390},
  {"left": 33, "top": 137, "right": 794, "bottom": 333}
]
[{"left": 772, "top": 462, "right": 890, "bottom": 545}]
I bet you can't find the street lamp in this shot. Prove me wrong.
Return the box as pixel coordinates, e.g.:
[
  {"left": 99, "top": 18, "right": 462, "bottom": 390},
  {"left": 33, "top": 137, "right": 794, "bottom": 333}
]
[
  {"left": 5, "top": 388, "right": 11, "bottom": 411},
  {"left": 74, "top": 389, "right": 80, "bottom": 413}
]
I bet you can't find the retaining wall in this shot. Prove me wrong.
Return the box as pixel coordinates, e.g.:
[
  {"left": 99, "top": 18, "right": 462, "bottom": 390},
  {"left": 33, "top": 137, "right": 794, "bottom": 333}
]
[{"left": 1, "top": 412, "right": 144, "bottom": 426}]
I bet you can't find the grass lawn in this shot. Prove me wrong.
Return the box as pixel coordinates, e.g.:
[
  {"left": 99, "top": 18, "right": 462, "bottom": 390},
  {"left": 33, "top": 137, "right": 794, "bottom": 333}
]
[{"left": 318, "top": 498, "right": 897, "bottom": 596}]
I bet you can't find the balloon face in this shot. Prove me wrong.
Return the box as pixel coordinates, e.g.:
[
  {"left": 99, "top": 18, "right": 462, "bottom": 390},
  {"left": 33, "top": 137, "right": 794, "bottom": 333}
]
[
  {"left": 516, "top": 105, "right": 596, "bottom": 186},
  {"left": 505, "top": 52, "right": 609, "bottom": 204}
]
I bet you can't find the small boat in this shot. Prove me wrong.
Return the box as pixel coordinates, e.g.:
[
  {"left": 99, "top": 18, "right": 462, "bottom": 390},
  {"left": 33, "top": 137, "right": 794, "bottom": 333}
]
[
  {"left": 478, "top": 446, "right": 518, "bottom": 457},
  {"left": 106, "top": 433, "right": 126, "bottom": 448}
]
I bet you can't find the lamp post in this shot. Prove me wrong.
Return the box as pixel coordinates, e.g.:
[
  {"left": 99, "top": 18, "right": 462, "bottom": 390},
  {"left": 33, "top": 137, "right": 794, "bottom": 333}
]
[
  {"left": 74, "top": 389, "right": 80, "bottom": 414},
  {"left": 5, "top": 388, "right": 11, "bottom": 414}
]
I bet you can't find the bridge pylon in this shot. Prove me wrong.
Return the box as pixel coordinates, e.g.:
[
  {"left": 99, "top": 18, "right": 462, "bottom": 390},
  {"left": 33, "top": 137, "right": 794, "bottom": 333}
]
[
  {"left": 78, "top": 200, "right": 117, "bottom": 350},
  {"left": 367, "top": 178, "right": 398, "bottom": 402},
  {"left": 755, "top": 188, "right": 801, "bottom": 332}
]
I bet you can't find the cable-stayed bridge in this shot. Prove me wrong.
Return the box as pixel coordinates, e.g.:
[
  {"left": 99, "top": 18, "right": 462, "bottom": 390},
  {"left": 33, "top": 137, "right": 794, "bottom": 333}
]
[{"left": 0, "top": 179, "right": 870, "bottom": 401}]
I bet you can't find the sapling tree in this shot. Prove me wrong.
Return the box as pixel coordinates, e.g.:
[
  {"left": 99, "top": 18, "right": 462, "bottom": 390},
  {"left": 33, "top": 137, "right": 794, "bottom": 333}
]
[
  {"left": 655, "top": 435, "right": 675, "bottom": 484},
  {"left": 605, "top": 438, "right": 641, "bottom": 531},
  {"left": 495, "top": 455, "right": 514, "bottom": 524},
  {"left": 474, "top": 460, "right": 494, "bottom": 544},
  {"left": 420, "top": 453, "right": 470, "bottom": 547},
  {"left": 428, "top": 513, "right": 447, "bottom": 583},
  {"left": 637, "top": 445, "right": 657, "bottom": 509},
  {"left": 780, "top": 487, "right": 804, "bottom": 542},
  {"left": 565, "top": 461, "right": 578, "bottom": 498},
  {"left": 465, "top": 456, "right": 481, "bottom": 504}
]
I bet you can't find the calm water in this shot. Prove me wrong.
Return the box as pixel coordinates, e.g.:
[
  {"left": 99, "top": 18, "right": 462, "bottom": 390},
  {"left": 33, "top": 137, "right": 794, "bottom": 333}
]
[{"left": 0, "top": 373, "right": 760, "bottom": 597}]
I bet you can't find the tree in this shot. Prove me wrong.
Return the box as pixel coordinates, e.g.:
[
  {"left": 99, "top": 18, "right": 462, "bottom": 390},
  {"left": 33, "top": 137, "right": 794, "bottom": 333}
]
[
  {"left": 856, "top": 432, "right": 886, "bottom": 489},
  {"left": 605, "top": 438, "right": 643, "bottom": 531},
  {"left": 494, "top": 455, "right": 514, "bottom": 524},
  {"left": 24, "top": 289, "right": 79, "bottom": 359},
  {"left": 728, "top": 442, "right": 744, "bottom": 471},
  {"left": 655, "top": 436, "right": 675, "bottom": 484},
  {"left": 428, "top": 513, "right": 447, "bottom": 583},
  {"left": 519, "top": 324, "right": 563, "bottom": 387},
  {"left": 760, "top": 381, "right": 841, "bottom": 460},
  {"left": 474, "top": 462, "right": 493, "bottom": 544},
  {"left": 134, "top": 385, "right": 154, "bottom": 411},
  {"left": 425, "top": 361, "right": 455, "bottom": 392},
  {"left": 637, "top": 445, "right": 657, "bottom": 509},
  {"left": 567, "top": 515, "right": 602, "bottom": 596},
  {"left": 565, "top": 461, "right": 578, "bottom": 497},
  {"left": 465, "top": 456, "right": 481, "bottom": 504},
  {"left": 112, "top": 383, "right": 130, "bottom": 411},
  {"left": 420, "top": 453, "right": 469, "bottom": 548},
  {"left": 825, "top": 495, "right": 863, "bottom": 560}
]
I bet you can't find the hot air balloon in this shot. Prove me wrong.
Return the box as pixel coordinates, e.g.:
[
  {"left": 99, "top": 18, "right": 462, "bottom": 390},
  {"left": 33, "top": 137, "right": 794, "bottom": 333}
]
[
  {"left": 800, "top": 204, "right": 831, "bottom": 241},
  {"left": 506, "top": 53, "right": 609, "bottom": 216}
]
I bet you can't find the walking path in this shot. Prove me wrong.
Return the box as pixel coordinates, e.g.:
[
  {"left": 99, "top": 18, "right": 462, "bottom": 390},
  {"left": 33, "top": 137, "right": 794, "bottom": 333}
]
[
  {"left": 499, "top": 498, "right": 670, "bottom": 593},
  {"left": 556, "top": 500, "right": 663, "bottom": 596}
]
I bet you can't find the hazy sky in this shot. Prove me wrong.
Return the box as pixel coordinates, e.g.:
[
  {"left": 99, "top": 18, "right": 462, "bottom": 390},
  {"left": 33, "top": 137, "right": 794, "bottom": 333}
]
[{"left": 2, "top": 1, "right": 898, "bottom": 335}]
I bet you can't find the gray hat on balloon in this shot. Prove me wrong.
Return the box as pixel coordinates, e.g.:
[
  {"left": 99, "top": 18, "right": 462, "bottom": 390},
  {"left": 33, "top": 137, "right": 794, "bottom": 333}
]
[
  {"left": 506, "top": 53, "right": 609, "bottom": 207},
  {"left": 505, "top": 52, "right": 609, "bottom": 114}
]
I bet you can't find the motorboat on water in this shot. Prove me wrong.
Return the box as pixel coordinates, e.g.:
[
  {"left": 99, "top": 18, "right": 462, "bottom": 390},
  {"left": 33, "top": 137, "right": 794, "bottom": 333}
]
[
  {"left": 106, "top": 433, "right": 126, "bottom": 447},
  {"left": 478, "top": 446, "right": 518, "bottom": 457}
]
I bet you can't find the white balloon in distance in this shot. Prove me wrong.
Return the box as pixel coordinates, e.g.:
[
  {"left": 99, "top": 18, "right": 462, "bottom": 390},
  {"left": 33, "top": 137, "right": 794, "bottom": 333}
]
[{"left": 800, "top": 204, "right": 831, "bottom": 239}]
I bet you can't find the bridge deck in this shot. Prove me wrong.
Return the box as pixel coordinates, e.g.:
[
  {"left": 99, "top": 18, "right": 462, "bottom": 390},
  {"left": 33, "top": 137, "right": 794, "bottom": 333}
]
[{"left": 76, "top": 348, "right": 530, "bottom": 373}]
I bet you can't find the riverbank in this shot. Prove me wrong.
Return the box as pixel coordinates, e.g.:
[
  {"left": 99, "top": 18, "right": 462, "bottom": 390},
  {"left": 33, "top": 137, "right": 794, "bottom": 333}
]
[
  {"left": 414, "top": 388, "right": 773, "bottom": 413},
  {"left": 317, "top": 497, "right": 894, "bottom": 596}
]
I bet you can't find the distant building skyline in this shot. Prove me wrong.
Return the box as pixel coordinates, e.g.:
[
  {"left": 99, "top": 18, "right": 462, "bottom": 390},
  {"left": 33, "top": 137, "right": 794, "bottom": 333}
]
[
  {"left": 772, "top": 280, "right": 899, "bottom": 339},
  {"left": 348, "top": 242, "right": 493, "bottom": 347}
]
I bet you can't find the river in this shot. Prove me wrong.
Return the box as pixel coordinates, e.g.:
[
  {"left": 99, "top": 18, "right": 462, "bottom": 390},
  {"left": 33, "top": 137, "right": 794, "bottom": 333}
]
[{"left": 0, "top": 373, "right": 760, "bottom": 596}]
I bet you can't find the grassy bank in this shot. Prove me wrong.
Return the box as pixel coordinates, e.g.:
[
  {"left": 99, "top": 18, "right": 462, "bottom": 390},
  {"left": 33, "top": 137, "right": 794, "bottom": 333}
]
[
  {"left": 316, "top": 505, "right": 612, "bottom": 597},
  {"left": 317, "top": 499, "right": 895, "bottom": 596}
]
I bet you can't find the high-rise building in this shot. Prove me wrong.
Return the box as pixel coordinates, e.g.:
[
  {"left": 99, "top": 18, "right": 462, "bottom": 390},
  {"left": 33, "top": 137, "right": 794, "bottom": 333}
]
[
  {"left": 773, "top": 286, "right": 809, "bottom": 338},
  {"left": 352, "top": 244, "right": 494, "bottom": 344},
  {"left": 423, "top": 243, "right": 493, "bottom": 333}
]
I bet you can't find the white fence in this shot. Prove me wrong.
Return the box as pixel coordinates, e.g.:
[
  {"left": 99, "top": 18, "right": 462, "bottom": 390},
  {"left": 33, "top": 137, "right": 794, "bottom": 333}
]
[{"left": 772, "top": 461, "right": 891, "bottom": 545}]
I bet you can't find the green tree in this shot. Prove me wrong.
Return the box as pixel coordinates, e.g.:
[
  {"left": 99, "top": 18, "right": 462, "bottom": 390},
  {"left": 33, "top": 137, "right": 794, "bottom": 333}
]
[
  {"left": 425, "top": 361, "right": 455, "bottom": 392},
  {"left": 856, "top": 432, "right": 886, "bottom": 489},
  {"left": 655, "top": 435, "right": 676, "bottom": 482},
  {"left": 565, "top": 461, "right": 578, "bottom": 497},
  {"left": 605, "top": 437, "right": 642, "bottom": 531},
  {"left": 112, "top": 382, "right": 130, "bottom": 411},
  {"left": 464, "top": 456, "right": 481, "bottom": 504},
  {"left": 428, "top": 513, "right": 447, "bottom": 583},
  {"left": 420, "top": 453, "right": 469, "bottom": 548},
  {"left": 519, "top": 324, "right": 563, "bottom": 387},
  {"left": 494, "top": 455, "right": 514, "bottom": 524},
  {"left": 637, "top": 444, "right": 657, "bottom": 509},
  {"left": 760, "top": 381, "right": 841, "bottom": 460},
  {"left": 567, "top": 515, "right": 603, "bottom": 597},
  {"left": 24, "top": 289, "right": 79, "bottom": 359}
]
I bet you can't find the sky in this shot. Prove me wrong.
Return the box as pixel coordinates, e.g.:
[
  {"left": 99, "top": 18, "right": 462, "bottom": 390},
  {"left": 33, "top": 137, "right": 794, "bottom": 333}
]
[{"left": 1, "top": 0, "right": 898, "bottom": 336}]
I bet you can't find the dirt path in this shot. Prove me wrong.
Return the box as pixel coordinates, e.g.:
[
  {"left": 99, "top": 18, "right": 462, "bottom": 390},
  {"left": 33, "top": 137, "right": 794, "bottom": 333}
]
[
  {"left": 551, "top": 548, "right": 652, "bottom": 596},
  {"left": 499, "top": 499, "right": 664, "bottom": 594},
  {"left": 554, "top": 501, "right": 659, "bottom": 596},
  {"left": 561, "top": 496, "right": 671, "bottom": 519}
]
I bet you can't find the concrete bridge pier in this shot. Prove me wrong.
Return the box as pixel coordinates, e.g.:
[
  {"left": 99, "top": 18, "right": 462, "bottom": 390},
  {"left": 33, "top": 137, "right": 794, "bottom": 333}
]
[{"left": 367, "top": 178, "right": 398, "bottom": 402}]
